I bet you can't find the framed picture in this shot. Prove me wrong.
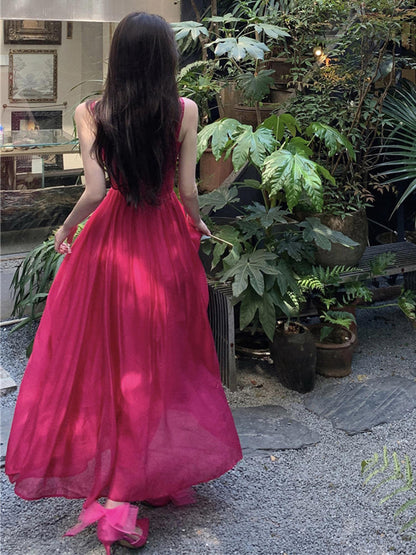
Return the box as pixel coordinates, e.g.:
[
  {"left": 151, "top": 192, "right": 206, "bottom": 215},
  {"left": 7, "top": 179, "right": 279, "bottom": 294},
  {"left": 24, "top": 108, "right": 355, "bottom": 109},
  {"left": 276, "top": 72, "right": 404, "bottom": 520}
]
[
  {"left": 9, "top": 50, "right": 57, "bottom": 103},
  {"left": 4, "top": 21, "right": 62, "bottom": 45}
]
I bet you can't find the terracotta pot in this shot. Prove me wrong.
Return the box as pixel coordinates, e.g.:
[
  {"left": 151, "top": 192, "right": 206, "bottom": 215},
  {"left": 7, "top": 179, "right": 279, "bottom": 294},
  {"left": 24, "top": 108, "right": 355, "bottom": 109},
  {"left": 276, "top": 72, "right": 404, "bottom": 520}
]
[
  {"left": 233, "top": 103, "right": 278, "bottom": 127},
  {"left": 199, "top": 149, "right": 234, "bottom": 192},
  {"left": 315, "top": 209, "right": 368, "bottom": 268},
  {"left": 264, "top": 57, "right": 293, "bottom": 85},
  {"left": 270, "top": 322, "right": 317, "bottom": 393},
  {"left": 308, "top": 324, "right": 356, "bottom": 378},
  {"left": 218, "top": 81, "right": 243, "bottom": 120},
  {"left": 270, "top": 86, "right": 295, "bottom": 104}
]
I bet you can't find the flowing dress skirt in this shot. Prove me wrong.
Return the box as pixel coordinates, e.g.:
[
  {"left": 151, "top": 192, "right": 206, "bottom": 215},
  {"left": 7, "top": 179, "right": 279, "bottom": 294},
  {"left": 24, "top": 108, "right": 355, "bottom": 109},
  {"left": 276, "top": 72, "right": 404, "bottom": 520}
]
[{"left": 6, "top": 187, "right": 242, "bottom": 505}]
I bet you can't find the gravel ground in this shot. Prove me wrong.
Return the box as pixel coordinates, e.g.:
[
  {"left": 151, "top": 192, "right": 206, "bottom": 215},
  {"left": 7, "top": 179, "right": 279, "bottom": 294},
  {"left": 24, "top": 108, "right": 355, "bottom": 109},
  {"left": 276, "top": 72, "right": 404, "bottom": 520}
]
[{"left": 1, "top": 304, "right": 416, "bottom": 555}]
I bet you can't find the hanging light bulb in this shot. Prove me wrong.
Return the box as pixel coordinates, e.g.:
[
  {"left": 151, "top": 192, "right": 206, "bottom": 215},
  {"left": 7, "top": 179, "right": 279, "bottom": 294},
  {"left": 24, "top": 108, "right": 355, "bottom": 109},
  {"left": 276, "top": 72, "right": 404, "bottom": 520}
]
[{"left": 313, "top": 46, "right": 323, "bottom": 57}]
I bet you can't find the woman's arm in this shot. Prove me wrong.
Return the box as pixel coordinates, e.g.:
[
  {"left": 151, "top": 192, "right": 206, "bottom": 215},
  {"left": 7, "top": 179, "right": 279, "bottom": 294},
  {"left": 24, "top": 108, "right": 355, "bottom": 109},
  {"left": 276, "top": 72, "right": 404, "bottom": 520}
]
[
  {"left": 177, "top": 98, "right": 210, "bottom": 236},
  {"left": 54, "top": 102, "right": 107, "bottom": 253}
]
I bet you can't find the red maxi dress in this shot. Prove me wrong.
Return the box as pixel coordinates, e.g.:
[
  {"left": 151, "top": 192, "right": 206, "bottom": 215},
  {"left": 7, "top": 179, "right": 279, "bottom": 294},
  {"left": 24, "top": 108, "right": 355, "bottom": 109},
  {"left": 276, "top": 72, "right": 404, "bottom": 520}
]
[{"left": 6, "top": 98, "right": 242, "bottom": 506}]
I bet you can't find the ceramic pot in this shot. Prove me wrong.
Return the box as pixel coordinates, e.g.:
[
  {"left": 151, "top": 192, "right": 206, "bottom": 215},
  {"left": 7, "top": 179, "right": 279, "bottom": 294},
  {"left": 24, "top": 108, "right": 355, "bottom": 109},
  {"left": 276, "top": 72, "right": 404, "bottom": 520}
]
[
  {"left": 270, "top": 322, "right": 317, "bottom": 393},
  {"left": 308, "top": 324, "right": 356, "bottom": 378},
  {"left": 199, "top": 148, "right": 233, "bottom": 192},
  {"left": 315, "top": 209, "right": 368, "bottom": 268},
  {"left": 233, "top": 104, "right": 278, "bottom": 127}
]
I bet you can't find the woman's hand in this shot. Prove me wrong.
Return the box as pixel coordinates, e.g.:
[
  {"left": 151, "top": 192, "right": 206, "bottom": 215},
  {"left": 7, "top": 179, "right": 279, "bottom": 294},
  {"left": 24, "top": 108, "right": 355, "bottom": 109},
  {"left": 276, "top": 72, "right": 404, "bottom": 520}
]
[
  {"left": 193, "top": 218, "right": 211, "bottom": 237},
  {"left": 54, "top": 225, "right": 77, "bottom": 254}
]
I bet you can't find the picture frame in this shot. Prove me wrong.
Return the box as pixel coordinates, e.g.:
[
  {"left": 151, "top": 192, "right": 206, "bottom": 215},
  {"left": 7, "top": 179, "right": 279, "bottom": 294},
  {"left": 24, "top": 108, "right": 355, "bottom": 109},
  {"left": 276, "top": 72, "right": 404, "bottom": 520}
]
[
  {"left": 4, "top": 21, "right": 62, "bottom": 45},
  {"left": 9, "top": 50, "right": 57, "bottom": 103}
]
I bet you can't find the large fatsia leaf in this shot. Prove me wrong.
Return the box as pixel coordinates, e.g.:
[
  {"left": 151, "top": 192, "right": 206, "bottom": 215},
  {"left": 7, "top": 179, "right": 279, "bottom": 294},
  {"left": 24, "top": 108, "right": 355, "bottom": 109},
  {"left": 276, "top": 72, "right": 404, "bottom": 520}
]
[
  {"left": 197, "top": 118, "right": 241, "bottom": 161},
  {"left": 221, "top": 250, "right": 279, "bottom": 297},
  {"left": 171, "top": 21, "right": 209, "bottom": 42},
  {"left": 261, "top": 113, "right": 300, "bottom": 142},
  {"left": 262, "top": 149, "right": 325, "bottom": 212},
  {"left": 244, "top": 203, "right": 289, "bottom": 229},
  {"left": 236, "top": 69, "right": 275, "bottom": 103},
  {"left": 198, "top": 184, "right": 239, "bottom": 214},
  {"left": 258, "top": 295, "right": 277, "bottom": 341},
  {"left": 305, "top": 122, "right": 355, "bottom": 159},
  {"left": 251, "top": 23, "right": 290, "bottom": 40},
  {"left": 211, "top": 37, "right": 269, "bottom": 60},
  {"left": 238, "top": 288, "right": 261, "bottom": 332},
  {"left": 300, "top": 217, "right": 359, "bottom": 250},
  {"left": 232, "top": 126, "right": 277, "bottom": 170}
]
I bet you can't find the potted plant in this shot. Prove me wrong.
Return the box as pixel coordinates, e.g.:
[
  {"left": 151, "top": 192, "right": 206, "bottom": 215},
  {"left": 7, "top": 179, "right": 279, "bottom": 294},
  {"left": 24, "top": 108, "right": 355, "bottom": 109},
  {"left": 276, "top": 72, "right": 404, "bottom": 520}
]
[
  {"left": 271, "top": 0, "right": 416, "bottom": 263},
  {"left": 172, "top": 4, "right": 290, "bottom": 126},
  {"left": 197, "top": 111, "right": 356, "bottom": 215},
  {"left": 199, "top": 182, "right": 357, "bottom": 393}
]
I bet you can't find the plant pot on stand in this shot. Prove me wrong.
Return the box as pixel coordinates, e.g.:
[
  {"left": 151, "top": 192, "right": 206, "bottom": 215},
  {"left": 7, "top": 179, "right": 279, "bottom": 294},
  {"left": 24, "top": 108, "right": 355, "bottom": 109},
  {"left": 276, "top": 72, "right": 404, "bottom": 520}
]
[
  {"left": 315, "top": 209, "right": 368, "bottom": 268},
  {"left": 198, "top": 148, "right": 234, "bottom": 192},
  {"left": 308, "top": 323, "right": 356, "bottom": 378},
  {"left": 270, "top": 322, "right": 317, "bottom": 393}
]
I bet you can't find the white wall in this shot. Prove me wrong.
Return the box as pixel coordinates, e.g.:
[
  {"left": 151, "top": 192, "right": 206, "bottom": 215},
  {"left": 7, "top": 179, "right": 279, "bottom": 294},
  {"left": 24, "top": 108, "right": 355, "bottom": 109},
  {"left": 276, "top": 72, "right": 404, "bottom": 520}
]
[
  {"left": 0, "top": 1, "right": 181, "bottom": 23},
  {"left": 0, "top": 21, "right": 108, "bottom": 134}
]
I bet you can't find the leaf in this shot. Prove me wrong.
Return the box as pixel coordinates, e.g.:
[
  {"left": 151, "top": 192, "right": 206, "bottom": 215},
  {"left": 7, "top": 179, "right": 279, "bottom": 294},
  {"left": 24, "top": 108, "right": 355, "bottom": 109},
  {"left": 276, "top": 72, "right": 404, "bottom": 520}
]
[
  {"left": 258, "top": 295, "right": 276, "bottom": 342},
  {"left": 395, "top": 498, "right": 416, "bottom": 518},
  {"left": 198, "top": 185, "right": 240, "bottom": 214},
  {"left": 236, "top": 69, "right": 275, "bottom": 103},
  {"left": 197, "top": 118, "right": 241, "bottom": 161},
  {"left": 232, "top": 126, "right": 277, "bottom": 171},
  {"left": 261, "top": 113, "right": 300, "bottom": 142},
  {"left": 300, "top": 217, "right": 359, "bottom": 250},
  {"left": 221, "top": 250, "right": 279, "bottom": 298},
  {"left": 245, "top": 203, "right": 288, "bottom": 229},
  {"left": 306, "top": 122, "right": 355, "bottom": 159},
  {"left": 251, "top": 23, "right": 290, "bottom": 40},
  {"left": 239, "top": 288, "right": 261, "bottom": 330},
  {"left": 262, "top": 149, "right": 324, "bottom": 212},
  {"left": 211, "top": 37, "right": 269, "bottom": 61},
  {"left": 171, "top": 21, "right": 209, "bottom": 42}
]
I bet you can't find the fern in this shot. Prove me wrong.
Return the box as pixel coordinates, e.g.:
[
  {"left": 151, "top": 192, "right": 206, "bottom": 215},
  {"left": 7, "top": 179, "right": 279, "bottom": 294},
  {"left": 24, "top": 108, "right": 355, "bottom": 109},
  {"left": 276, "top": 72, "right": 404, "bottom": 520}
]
[
  {"left": 369, "top": 252, "right": 396, "bottom": 276},
  {"left": 362, "top": 447, "right": 416, "bottom": 540}
]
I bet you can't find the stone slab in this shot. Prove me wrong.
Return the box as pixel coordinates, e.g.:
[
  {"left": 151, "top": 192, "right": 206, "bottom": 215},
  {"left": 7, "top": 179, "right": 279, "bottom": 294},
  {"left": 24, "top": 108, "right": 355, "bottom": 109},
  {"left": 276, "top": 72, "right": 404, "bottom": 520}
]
[
  {"left": 304, "top": 376, "right": 416, "bottom": 435},
  {"left": 1, "top": 405, "right": 14, "bottom": 468},
  {"left": 0, "top": 366, "right": 17, "bottom": 395},
  {"left": 231, "top": 405, "right": 321, "bottom": 455}
]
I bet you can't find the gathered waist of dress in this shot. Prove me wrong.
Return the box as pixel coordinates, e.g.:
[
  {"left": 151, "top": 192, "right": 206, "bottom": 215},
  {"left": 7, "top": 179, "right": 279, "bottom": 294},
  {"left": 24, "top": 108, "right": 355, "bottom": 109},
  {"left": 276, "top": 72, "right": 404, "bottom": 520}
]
[{"left": 109, "top": 185, "right": 177, "bottom": 203}]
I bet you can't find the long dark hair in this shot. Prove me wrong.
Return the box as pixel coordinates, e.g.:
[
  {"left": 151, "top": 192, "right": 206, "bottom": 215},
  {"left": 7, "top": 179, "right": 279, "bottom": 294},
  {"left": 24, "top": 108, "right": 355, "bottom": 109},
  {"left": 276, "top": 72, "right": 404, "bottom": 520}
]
[{"left": 90, "top": 12, "right": 180, "bottom": 206}]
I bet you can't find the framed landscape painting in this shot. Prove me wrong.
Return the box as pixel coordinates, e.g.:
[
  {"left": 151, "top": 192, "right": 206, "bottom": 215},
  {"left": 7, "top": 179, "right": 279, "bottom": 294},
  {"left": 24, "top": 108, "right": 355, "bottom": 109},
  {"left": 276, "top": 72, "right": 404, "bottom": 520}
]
[{"left": 9, "top": 50, "right": 57, "bottom": 103}]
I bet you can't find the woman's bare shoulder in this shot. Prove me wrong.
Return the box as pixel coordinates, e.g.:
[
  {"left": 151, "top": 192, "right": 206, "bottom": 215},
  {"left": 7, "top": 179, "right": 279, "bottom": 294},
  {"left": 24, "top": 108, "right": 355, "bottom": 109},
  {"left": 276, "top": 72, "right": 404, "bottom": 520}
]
[
  {"left": 74, "top": 101, "right": 98, "bottom": 133},
  {"left": 178, "top": 97, "right": 198, "bottom": 142}
]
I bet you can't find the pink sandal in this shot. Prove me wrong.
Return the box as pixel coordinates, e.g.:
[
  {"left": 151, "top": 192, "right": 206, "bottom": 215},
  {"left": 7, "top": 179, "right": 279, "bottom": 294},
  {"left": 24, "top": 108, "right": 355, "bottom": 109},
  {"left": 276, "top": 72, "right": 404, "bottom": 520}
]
[{"left": 65, "top": 501, "right": 148, "bottom": 554}]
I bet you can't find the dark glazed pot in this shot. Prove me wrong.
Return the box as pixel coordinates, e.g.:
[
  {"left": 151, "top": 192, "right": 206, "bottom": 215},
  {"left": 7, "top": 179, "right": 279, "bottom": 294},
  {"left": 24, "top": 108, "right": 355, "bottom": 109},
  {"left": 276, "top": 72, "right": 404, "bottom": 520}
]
[
  {"left": 308, "top": 324, "right": 356, "bottom": 378},
  {"left": 315, "top": 209, "right": 368, "bottom": 268},
  {"left": 270, "top": 323, "right": 317, "bottom": 393}
]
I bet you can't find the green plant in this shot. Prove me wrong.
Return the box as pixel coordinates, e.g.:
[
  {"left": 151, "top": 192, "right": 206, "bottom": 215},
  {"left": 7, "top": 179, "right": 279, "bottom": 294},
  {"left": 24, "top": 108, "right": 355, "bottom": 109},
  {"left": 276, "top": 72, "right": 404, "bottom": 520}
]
[
  {"left": 10, "top": 223, "right": 85, "bottom": 345},
  {"left": 275, "top": 0, "right": 416, "bottom": 213},
  {"left": 172, "top": 4, "right": 290, "bottom": 124},
  {"left": 197, "top": 112, "right": 355, "bottom": 213},
  {"left": 177, "top": 61, "right": 223, "bottom": 127},
  {"left": 362, "top": 446, "right": 416, "bottom": 541},
  {"left": 378, "top": 79, "right": 416, "bottom": 213},
  {"left": 200, "top": 184, "right": 357, "bottom": 340}
]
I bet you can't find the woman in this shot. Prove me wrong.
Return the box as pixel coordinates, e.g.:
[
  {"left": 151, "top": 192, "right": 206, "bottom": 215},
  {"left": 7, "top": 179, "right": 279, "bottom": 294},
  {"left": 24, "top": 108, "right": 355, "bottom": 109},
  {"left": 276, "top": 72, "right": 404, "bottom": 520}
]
[{"left": 6, "top": 12, "right": 242, "bottom": 554}]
